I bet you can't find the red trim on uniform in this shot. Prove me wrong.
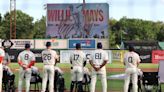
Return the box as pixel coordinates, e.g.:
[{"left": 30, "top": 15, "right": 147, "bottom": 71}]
[
  {"left": 18, "top": 61, "right": 23, "bottom": 66},
  {"left": 0, "top": 56, "right": 4, "bottom": 63},
  {"left": 28, "top": 61, "right": 35, "bottom": 68}
]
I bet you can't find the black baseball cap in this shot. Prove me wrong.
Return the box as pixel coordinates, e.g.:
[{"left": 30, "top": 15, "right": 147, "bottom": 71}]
[
  {"left": 46, "top": 42, "right": 51, "bottom": 47},
  {"left": 76, "top": 43, "right": 81, "bottom": 49},
  {"left": 25, "top": 43, "right": 30, "bottom": 49},
  {"left": 129, "top": 45, "right": 134, "bottom": 51},
  {"left": 97, "top": 42, "right": 102, "bottom": 49}
]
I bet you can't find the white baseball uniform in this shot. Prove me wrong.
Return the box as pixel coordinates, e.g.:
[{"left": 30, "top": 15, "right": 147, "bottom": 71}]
[
  {"left": 0, "top": 48, "right": 5, "bottom": 92},
  {"left": 89, "top": 49, "right": 108, "bottom": 92},
  {"left": 18, "top": 50, "right": 36, "bottom": 92},
  {"left": 123, "top": 51, "right": 141, "bottom": 92},
  {"left": 41, "top": 49, "right": 58, "bottom": 92},
  {"left": 70, "top": 50, "right": 86, "bottom": 82}
]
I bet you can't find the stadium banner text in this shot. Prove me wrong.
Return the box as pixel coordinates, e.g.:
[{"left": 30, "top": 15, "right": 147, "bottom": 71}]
[
  {"left": 68, "top": 39, "right": 96, "bottom": 49},
  {"left": 152, "top": 50, "right": 164, "bottom": 63},
  {"left": 2, "top": 39, "right": 34, "bottom": 49},
  {"left": 35, "top": 39, "right": 67, "bottom": 49},
  {"left": 60, "top": 50, "right": 112, "bottom": 63},
  {"left": 46, "top": 3, "right": 109, "bottom": 39}
]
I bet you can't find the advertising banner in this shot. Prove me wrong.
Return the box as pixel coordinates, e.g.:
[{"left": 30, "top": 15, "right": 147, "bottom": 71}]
[
  {"left": 60, "top": 50, "right": 112, "bottom": 63},
  {"left": 152, "top": 50, "right": 164, "bottom": 63},
  {"left": 136, "top": 50, "right": 152, "bottom": 63},
  {"left": 68, "top": 39, "right": 96, "bottom": 49},
  {"left": 112, "top": 50, "right": 128, "bottom": 62},
  {"left": 3, "top": 39, "right": 34, "bottom": 49},
  {"left": 46, "top": 3, "right": 109, "bottom": 38},
  {"left": 35, "top": 39, "right": 67, "bottom": 49}
]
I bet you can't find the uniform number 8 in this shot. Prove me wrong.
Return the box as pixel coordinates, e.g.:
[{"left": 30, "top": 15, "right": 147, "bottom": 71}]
[{"left": 24, "top": 54, "right": 29, "bottom": 60}]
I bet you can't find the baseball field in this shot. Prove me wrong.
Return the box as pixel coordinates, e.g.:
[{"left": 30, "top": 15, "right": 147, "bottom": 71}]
[{"left": 8, "top": 62, "right": 164, "bottom": 92}]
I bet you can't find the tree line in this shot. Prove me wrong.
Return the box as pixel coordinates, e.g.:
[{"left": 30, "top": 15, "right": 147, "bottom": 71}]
[
  {"left": 0, "top": 10, "right": 164, "bottom": 48},
  {"left": 109, "top": 17, "right": 164, "bottom": 48}
]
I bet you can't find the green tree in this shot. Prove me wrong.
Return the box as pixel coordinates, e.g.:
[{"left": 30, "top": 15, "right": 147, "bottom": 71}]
[
  {"left": 33, "top": 16, "right": 46, "bottom": 38},
  {"left": 157, "top": 24, "right": 164, "bottom": 41},
  {"left": 108, "top": 18, "right": 117, "bottom": 48},
  {"left": 2, "top": 10, "right": 34, "bottom": 39},
  {"left": 0, "top": 13, "right": 6, "bottom": 39}
]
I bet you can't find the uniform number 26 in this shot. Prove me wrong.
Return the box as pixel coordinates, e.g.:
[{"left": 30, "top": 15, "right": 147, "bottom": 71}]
[{"left": 43, "top": 54, "right": 51, "bottom": 60}]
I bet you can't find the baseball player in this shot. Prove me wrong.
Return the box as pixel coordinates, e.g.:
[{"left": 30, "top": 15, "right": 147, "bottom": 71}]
[
  {"left": 89, "top": 42, "right": 108, "bottom": 92},
  {"left": 2, "top": 48, "right": 13, "bottom": 76},
  {"left": 41, "top": 42, "right": 58, "bottom": 92},
  {"left": 70, "top": 43, "right": 86, "bottom": 92},
  {"left": 123, "top": 45, "right": 141, "bottom": 92},
  {"left": 18, "top": 43, "right": 36, "bottom": 92},
  {"left": 0, "top": 47, "right": 5, "bottom": 92}
]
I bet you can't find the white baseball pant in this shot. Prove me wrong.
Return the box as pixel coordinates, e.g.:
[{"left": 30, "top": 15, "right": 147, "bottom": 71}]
[
  {"left": 124, "top": 68, "right": 138, "bottom": 92},
  {"left": 18, "top": 68, "right": 32, "bottom": 92},
  {"left": 0, "top": 64, "right": 2, "bottom": 92},
  {"left": 42, "top": 65, "right": 54, "bottom": 92},
  {"left": 90, "top": 67, "right": 107, "bottom": 92},
  {"left": 71, "top": 66, "right": 83, "bottom": 81}
]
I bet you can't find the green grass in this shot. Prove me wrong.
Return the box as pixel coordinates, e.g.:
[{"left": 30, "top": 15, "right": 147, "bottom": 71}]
[{"left": 7, "top": 62, "right": 163, "bottom": 91}]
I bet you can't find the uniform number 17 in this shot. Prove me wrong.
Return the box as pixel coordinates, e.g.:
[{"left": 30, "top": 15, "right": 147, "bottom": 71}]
[{"left": 74, "top": 54, "right": 79, "bottom": 60}]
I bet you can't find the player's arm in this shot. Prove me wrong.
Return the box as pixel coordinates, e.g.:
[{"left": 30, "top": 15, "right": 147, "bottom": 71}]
[
  {"left": 83, "top": 53, "right": 87, "bottom": 67},
  {"left": 70, "top": 54, "right": 73, "bottom": 64},
  {"left": 123, "top": 54, "right": 126, "bottom": 66},
  {"left": 28, "top": 53, "right": 36, "bottom": 68},
  {"left": 99, "top": 52, "right": 108, "bottom": 69},
  {"left": 89, "top": 60, "right": 98, "bottom": 71},
  {"left": 28, "top": 60, "right": 35, "bottom": 68},
  {"left": 55, "top": 52, "right": 59, "bottom": 65},
  {"left": 18, "top": 59, "right": 28, "bottom": 70},
  {"left": 18, "top": 53, "right": 24, "bottom": 67},
  {"left": 100, "top": 60, "right": 108, "bottom": 69},
  {"left": 137, "top": 54, "right": 141, "bottom": 67}
]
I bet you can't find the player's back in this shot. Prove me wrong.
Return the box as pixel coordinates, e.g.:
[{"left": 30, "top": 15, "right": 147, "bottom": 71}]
[
  {"left": 91, "top": 49, "right": 108, "bottom": 68},
  {"left": 70, "top": 50, "right": 85, "bottom": 67},
  {"left": 41, "top": 49, "right": 58, "bottom": 65},
  {"left": 18, "top": 50, "right": 35, "bottom": 65},
  {"left": 124, "top": 51, "right": 140, "bottom": 68}
]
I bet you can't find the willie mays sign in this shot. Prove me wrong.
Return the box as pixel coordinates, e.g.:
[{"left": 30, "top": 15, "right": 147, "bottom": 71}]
[{"left": 46, "top": 3, "right": 109, "bottom": 39}]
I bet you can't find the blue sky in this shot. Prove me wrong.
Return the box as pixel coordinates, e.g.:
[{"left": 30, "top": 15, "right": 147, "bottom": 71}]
[{"left": 0, "top": 0, "right": 164, "bottom": 22}]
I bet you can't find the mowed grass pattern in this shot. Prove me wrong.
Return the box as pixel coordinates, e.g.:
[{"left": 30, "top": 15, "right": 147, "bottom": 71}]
[{"left": 7, "top": 62, "right": 164, "bottom": 91}]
